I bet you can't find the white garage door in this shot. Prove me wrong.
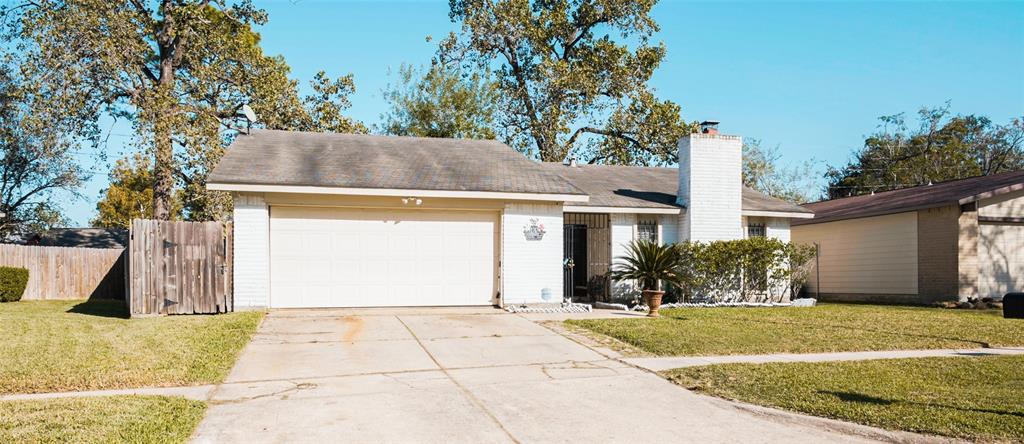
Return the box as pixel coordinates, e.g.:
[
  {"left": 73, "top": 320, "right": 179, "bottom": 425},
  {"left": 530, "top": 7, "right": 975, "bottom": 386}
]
[
  {"left": 979, "top": 222, "right": 1024, "bottom": 300},
  {"left": 270, "top": 206, "right": 498, "bottom": 308}
]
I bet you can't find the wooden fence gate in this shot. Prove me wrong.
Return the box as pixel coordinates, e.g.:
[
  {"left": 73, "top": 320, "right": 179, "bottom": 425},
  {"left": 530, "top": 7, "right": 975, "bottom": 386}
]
[{"left": 128, "top": 219, "right": 233, "bottom": 316}]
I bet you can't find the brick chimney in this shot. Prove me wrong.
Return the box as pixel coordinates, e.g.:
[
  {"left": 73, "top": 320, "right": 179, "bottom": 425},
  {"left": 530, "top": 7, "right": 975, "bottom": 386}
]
[{"left": 676, "top": 121, "right": 743, "bottom": 242}]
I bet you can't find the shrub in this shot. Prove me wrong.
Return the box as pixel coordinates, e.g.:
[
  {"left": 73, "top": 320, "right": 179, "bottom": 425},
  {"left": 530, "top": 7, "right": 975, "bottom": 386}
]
[
  {"left": 675, "top": 238, "right": 816, "bottom": 303},
  {"left": 0, "top": 266, "right": 29, "bottom": 302}
]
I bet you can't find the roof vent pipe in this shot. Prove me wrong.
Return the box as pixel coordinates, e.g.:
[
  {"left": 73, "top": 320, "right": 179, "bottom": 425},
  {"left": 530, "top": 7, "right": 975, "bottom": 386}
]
[{"left": 568, "top": 156, "right": 578, "bottom": 167}]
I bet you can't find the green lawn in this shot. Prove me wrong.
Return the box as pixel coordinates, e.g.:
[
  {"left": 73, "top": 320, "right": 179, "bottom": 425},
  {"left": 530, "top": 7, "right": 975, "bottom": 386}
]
[
  {"left": 567, "top": 303, "right": 1024, "bottom": 356},
  {"left": 0, "top": 299, "right": 263, "bottom": 394},
  {"left": 0, "top": 395, "right": 205, "bottom": 443},
  {"left": 665, "top": 355, "right": 1024, "bottom": 442}
]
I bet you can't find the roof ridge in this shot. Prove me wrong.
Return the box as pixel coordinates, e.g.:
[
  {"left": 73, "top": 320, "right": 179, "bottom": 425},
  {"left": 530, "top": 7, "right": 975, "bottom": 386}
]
[
  {"left": 806, "top": 169, "right": 1024, "bottom": 206},
  {"left": 248, "top": 128, "right": 504, "bottom": 145}
]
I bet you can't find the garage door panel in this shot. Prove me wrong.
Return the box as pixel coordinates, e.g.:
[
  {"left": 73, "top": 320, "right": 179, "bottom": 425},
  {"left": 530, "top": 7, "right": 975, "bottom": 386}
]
[
  {"left": 363, "top": 259, "right": 390, "bottom": 281},
  {"left": 331, "top": 260, "right": 362, "bottom": 281},
  {"left": 270, "top": 206, "right": 497, "bottom": 308},
  {"left": 304, "top": 260, "right": 332, "bottom": 282}
]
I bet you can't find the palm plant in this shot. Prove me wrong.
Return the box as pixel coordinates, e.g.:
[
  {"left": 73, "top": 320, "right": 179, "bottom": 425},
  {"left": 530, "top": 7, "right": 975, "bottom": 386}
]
[{"left": 610, "top": 240, "right": 680, "bottom": 317}]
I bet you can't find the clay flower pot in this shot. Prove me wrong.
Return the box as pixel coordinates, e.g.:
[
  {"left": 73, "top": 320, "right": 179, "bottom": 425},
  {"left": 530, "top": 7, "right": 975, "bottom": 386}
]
[{"left": 642, "top": 290, "right": 665, "bottom": 317}]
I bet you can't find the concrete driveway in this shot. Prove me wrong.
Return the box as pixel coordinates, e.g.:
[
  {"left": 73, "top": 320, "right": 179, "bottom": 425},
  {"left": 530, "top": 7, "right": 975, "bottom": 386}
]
[{"left": 192, "top": 309, "right": 883, "bottom": 443}]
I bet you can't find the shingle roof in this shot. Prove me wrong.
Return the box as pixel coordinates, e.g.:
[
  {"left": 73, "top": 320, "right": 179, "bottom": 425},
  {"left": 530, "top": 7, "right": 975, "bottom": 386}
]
[
  {"left": 209, "top": 130, "right": 586, "bottom": 196},
  {"left": 538, "top": 163, "right": 812, "bottom": 214},
  {"left": 208, "top": 130, "right": 811, "bottom": 215},
  {"left": 794, "top": 170, "right": 1024, "bottom": 226}
]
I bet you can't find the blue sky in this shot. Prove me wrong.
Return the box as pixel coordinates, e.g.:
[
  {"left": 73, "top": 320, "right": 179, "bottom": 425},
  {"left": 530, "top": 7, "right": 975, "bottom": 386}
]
[{"left": 64, "top": 0, "right": 1024, "bottom": 225}]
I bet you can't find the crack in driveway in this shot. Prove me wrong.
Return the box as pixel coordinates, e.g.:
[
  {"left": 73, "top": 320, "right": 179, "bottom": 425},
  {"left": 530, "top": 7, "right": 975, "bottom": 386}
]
[{"left": 394, "top": 315, "right": 522, "bottom": 444}]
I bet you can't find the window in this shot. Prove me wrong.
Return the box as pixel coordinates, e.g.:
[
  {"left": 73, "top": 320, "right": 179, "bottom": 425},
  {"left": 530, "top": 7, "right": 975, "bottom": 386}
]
[
  {"left": 747, "top": 223, "right": 766, "bottom": 238},
  {"left": 637, "top": 217, "right": 658, "bottom": 244}
]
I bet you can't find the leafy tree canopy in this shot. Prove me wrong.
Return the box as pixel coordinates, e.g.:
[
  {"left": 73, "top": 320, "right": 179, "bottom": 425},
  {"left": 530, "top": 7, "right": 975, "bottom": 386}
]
[
  {"left": 827, "top": 104, "right": 1024, "bottom": 199},
  {"left": 380, "top": 63, "right": 498, "bottom": 139},
  {"left": 2, "top": 0, "right": 366, "bottom": 223},
  {"left": 92, "top": 152, "right": 182, "bottom": 228},
  {"left": 440, "top": 0, "right": 696, "bottom": 165},
  {"left": 0, "top": 49, "right": 99, "bottom": 239},
  {"left": 742, "top": 139, "right": 821, "bottom": 204}
]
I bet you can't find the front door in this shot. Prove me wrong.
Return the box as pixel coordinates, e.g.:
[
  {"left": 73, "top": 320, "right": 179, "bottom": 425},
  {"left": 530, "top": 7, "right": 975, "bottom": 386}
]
[{"left": 563, "top": 224, "right": 588, "bottom": 301}]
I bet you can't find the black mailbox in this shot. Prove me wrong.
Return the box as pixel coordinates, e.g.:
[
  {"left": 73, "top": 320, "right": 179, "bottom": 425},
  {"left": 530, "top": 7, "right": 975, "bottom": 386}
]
[{"left": 1005, "top": 293, "right": 1024, "bottom": 319}]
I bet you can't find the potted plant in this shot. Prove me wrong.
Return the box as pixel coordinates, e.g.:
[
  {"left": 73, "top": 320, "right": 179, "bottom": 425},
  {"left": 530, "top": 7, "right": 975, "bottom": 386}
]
[{"left": 610, "top": 240, "right": 680, "bottom": 317}]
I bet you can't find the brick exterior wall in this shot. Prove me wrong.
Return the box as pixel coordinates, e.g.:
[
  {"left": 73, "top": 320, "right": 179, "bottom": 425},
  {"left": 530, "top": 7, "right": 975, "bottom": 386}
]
[
  {"left": 916, "top": 205, "right": 961, "bottom": 303},
  {"left": 677, "top": 134, "right": 743, "bottom": 242},
  {"left": 501, "top": 202, "right": 563, "bottom": 305},
  {"left": 232, "top": 192, "right": 270, "bottom": 308},
  {"left": 609, "top": 213, "right": 637, "bottom": 302},
  {"left": 958, "top": 204, "right": 979, "bottom": 301}
]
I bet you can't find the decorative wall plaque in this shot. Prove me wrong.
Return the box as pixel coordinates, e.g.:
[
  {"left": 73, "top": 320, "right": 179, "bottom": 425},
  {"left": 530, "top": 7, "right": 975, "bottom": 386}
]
[{"left": 523, "top": 218, "right": 546, "bottom": 241}]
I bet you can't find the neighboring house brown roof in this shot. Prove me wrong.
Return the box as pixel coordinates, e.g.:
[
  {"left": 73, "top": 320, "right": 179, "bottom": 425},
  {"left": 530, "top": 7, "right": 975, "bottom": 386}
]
[
  {"left": 209, "top": 130, "right": 586, "bottom": 196},
  {"left": 539, "top": 163, "right": 812, "bottom": 214},
  {"left": 26, "top": 228, "right": 127, "bottom": 249},
  {"left": 794, "top": 170, "right": 1024, "bottom": 226}
]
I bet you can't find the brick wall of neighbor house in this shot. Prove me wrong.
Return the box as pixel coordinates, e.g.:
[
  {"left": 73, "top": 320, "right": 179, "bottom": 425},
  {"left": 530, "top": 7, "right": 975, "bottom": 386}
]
[
  {"left": 501, "top": 203, "right": 563, "bottom": 305},
  {"left": 958, "top": 205, "right": 980, "bottom": 301},
  {"left": 677, "top": 134, "right": 743, "bottom": 242},
  {"left": 916, "top": 204, "right": 961, "bottom": 303},
  {"left": 232, "top": 192, "right": 270, "bottom": 308}
]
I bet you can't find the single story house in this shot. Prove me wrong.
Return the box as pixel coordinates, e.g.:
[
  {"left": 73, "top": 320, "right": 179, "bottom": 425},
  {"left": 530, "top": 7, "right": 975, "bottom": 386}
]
[
  {"left": 792, "top": 171, "right": 1024, "bottom": 304},
  {"left": 207, "top": 123, "right": 811, "bottom": 309}
]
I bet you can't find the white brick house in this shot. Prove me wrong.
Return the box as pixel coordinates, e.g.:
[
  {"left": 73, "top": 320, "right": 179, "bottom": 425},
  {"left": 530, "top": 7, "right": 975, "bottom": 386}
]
[{"left": 207, "top": 123, "right": 812, "bottom": 309}]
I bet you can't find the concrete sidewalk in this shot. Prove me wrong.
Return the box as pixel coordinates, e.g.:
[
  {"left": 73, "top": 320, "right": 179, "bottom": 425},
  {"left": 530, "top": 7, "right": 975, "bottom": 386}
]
[{"left": 624, "top": 347, "right": 1024, "bottom": 372}]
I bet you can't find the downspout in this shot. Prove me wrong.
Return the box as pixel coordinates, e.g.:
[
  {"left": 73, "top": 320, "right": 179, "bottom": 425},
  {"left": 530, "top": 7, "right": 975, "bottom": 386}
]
[{"left": 814, "top": 241, "right": 821, "bottom": 300}]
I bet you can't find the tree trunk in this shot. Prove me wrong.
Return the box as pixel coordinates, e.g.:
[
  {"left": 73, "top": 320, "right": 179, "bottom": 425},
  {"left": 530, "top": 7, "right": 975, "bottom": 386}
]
[
  {"left": 152, "top": 0, "right": 176, "bottom": 220},
  {"left": 152, "top": 122, "right": 174, "bottom": 220}
]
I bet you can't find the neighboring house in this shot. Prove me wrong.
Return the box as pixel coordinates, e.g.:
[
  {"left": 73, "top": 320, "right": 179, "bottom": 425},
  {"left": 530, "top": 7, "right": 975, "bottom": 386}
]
[
  {"left": 23, "top": 228, "right": 128, "bottom": 249},
  {"left": 207, "top": 123, "right": 811, "bottom": 309},
  {"left": 792, "top": 171, "right": 1024, "bottom": 304}
]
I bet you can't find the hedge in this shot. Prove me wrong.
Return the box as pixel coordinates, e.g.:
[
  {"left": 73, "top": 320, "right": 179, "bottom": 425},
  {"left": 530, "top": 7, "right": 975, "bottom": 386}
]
[
  {"left": 0, "top": 267, "right": 29, "bottom": 302},
  {"left": 674, "top": 237, "right": 816, "bottom": 303}
]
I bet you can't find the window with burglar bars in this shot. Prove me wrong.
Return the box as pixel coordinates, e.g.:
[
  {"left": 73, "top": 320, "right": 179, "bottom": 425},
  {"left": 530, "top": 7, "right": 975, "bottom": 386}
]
[
  {"left": 747, "top": 223, "right": 766, "bottom": 238},
  {"left": 637, "top": 218, "right": 658, "bottom": 244}
]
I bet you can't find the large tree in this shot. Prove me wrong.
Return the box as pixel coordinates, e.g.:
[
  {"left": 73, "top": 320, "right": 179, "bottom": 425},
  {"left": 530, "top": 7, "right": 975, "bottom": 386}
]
[
  {"left": 742, "top": 139, "right": 821, "bottom": 204},
  {"left": 3, "top": 0, "right": 365, "bottom": 222},
  {"left": 440, "top": 0, "right": 694, "bottom": 165},
  {"left": 380, "top": 63, "right": 498, "bottom": 139},
  {"left": 827, "top": 105, "right": 1024, "bottom": 199},
  {"left": 0, "top": 52, "right": 98, "bottom": 239},
  {"left": 92, "top": 152, "right": 182, "bottom": 228}
]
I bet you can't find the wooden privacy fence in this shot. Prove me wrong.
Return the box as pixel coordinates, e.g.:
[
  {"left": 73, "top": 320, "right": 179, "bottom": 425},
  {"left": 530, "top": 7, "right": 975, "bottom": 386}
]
[
  {"left": 0, "top": 244, "right": 125, "bottom": 300},
  {"left": 128, "top": 219, "right": 233, "bottom": 316}
]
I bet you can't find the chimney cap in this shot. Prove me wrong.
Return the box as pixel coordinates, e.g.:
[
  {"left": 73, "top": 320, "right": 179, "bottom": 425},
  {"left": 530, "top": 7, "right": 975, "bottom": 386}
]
[{"left": 699, "top": 120, "right": 720, "bottom": 135}]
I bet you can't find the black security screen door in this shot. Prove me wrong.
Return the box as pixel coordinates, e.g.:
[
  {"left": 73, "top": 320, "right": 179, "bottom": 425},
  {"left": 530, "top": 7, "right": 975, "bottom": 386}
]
[{"left": 563, "top": 224, "right": 588, "bottom": 301}]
